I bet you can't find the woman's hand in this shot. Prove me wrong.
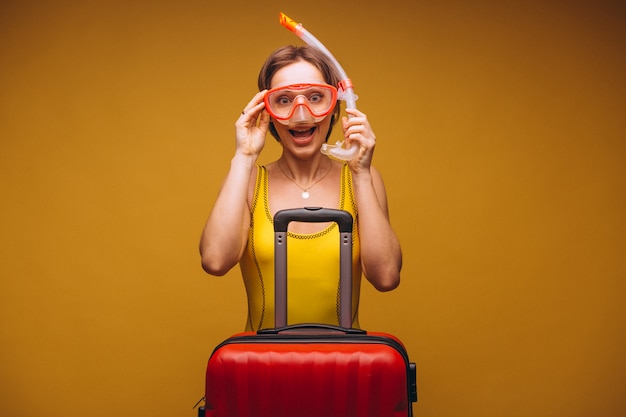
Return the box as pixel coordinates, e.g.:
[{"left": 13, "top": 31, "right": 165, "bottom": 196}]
[
  {"left": 341, "top": 109, "right": 401, "bottom": 290},
  {"left": 235, "top": 90, "right": 270, "bottom": 158},
  {"left": 341, "top": 108, "right": 376, "bottom": 172},
  {"left": 201, "top": 91, "right": 269, "bottom": 276}
]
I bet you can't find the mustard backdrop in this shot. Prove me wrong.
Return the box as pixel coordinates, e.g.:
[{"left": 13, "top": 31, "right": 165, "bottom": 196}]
[{"left": 1, "top": 1, "right": 625, "bottom": 416}]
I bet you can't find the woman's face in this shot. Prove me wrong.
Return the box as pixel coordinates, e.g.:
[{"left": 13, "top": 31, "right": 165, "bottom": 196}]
[{"left": 269, "top": 60, "right": 334, "bottom": 157}]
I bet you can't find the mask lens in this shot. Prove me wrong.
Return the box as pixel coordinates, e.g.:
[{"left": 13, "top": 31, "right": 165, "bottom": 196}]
[{"left": 265, "top": 84, "right": 337, "bottom": 121}]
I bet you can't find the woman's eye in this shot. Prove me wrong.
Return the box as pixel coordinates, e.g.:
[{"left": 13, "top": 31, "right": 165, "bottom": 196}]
[{"left": 308, "top": 93, "right": 322, "bottom": 102}]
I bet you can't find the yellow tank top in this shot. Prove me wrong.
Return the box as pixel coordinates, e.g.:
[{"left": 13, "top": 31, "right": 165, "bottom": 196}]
[{"left": 239, "top": 163, "right": 361, "bottom": 331}]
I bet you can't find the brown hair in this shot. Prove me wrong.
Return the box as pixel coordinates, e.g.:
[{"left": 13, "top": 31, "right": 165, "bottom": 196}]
[{"left": 258, "top": 45, "right": 342, "bottom": 141}]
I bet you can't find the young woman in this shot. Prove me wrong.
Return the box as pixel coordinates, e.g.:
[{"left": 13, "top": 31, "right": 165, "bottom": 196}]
[{"left": 200, "top": 45, "right": 402, "bottom": 331}]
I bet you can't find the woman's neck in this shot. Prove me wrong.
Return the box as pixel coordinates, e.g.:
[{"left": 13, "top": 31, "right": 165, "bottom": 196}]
[{"left": 278, "top": 154, "right": 332, "bottom": 184}]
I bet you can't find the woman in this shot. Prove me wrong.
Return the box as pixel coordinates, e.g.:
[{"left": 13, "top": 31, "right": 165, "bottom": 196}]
[{"left": 200, "top": 45, "right": 402, "bottom": 331}]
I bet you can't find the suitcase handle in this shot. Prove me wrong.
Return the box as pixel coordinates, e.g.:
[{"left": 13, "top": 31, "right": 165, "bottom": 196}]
[
  {"left": 274, "top": 207, "right": 353, "bottom": 233},
  {"left": 273, "top": 207, "right": 354, "bottom": 328},
  {"left": 258, "top": 323, "right": 366, "bottom": 335}
]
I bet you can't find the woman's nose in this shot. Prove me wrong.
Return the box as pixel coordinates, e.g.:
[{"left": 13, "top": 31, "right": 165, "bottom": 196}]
[{"left": 290, "top": 102, "right": 315, "bottom": 123}]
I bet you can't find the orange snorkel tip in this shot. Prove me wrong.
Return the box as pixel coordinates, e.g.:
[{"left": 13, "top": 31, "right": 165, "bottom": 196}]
[{"left": 279, "top": 12, "right": 299, "bottom": 34}]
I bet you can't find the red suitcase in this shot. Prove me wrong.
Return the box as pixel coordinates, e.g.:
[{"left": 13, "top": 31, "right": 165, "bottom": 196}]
[{"left": 200, "top": 208, "right": 417, "bottom": 417}]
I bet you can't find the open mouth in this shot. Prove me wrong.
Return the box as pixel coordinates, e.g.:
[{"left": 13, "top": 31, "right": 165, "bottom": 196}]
[{"left": 289, "top": 127, "right": 316, "bottom": 138}]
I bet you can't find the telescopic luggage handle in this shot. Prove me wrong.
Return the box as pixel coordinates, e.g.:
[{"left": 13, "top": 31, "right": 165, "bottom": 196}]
[
  {"left": 273, "top": 207, "right": 353, "bottom": 233},
  {"left": 273, "top": 207, "right": 353, "bottom": 329}
]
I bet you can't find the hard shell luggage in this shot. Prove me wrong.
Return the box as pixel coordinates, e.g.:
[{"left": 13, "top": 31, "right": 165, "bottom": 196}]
[{"left": 200, "top": 207, "right": 417, "bottom": 417}]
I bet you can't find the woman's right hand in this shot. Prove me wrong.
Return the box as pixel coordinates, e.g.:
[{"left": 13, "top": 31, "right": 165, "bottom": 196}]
[
  {"left": 235, "top": 90, "right": 270, "bottom": 157},
  {"left": 201, "top": 90, "right": 269, "bottom": 276}
]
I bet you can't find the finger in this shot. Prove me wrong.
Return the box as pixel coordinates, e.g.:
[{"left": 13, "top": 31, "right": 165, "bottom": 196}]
[
  {"left": 241, "top": 90, "right": 268, "bottom": 117},
  {"left": 344, "top": 122, "right": 366, "bottom": 139},
  {"left": 241, "top": 101, "right": 266, "bottom": 119},
  {"left": 344, "top": 107, "right": 366, "bottom": 118},
  {"left": 259, "top": 109, "right": 271, "bottom": 126}
]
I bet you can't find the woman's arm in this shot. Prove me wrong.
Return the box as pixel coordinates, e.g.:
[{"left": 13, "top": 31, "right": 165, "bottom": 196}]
[
  {"left": 199, "top": 155, "right": 256, "bottom": 275},
  {"left": 199, "top": 91, "right": 269, "bottom": 275},
  {"left": 352, "top": 166, "right": 402, "bottom": 291},
  {"left": 342, "top": 108, "right": 402, "bottom": 291}
]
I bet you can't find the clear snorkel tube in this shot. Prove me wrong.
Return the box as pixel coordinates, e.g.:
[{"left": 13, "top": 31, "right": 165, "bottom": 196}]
[{"left": 279, "top": 13, "right": 359, "bottom": 161}]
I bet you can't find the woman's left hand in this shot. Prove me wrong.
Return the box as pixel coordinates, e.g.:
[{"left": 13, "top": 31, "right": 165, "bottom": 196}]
[
  {"left": 341, "top": 108, "right": 401, "bottom": 291},
  {"left": 341, "top": 108, "right": 376, "bottom": 171}
]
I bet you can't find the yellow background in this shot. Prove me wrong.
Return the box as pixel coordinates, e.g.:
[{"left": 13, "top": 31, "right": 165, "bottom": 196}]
[{"left": 1, "top": 1, "right": 625, "bottom": 416}]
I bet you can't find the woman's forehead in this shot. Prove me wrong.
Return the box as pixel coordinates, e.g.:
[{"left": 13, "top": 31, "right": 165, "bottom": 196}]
[{"left": 270, "top": 61, "right": 325, "bottom": 88}]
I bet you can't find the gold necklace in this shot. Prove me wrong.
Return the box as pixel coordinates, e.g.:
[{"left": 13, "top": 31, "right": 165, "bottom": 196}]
[{"left": 278, "top": 159, "right": 331, "bottom": 199}]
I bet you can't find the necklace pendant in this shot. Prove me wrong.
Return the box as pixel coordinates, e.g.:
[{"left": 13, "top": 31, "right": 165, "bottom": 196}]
[{"left": 301, "top": 190, "right": 310, "bottom": 199}]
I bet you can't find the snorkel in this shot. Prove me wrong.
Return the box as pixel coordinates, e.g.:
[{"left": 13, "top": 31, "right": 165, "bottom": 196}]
[{"left": 279, "top": 12, "right": 359, "bottom": 161}]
